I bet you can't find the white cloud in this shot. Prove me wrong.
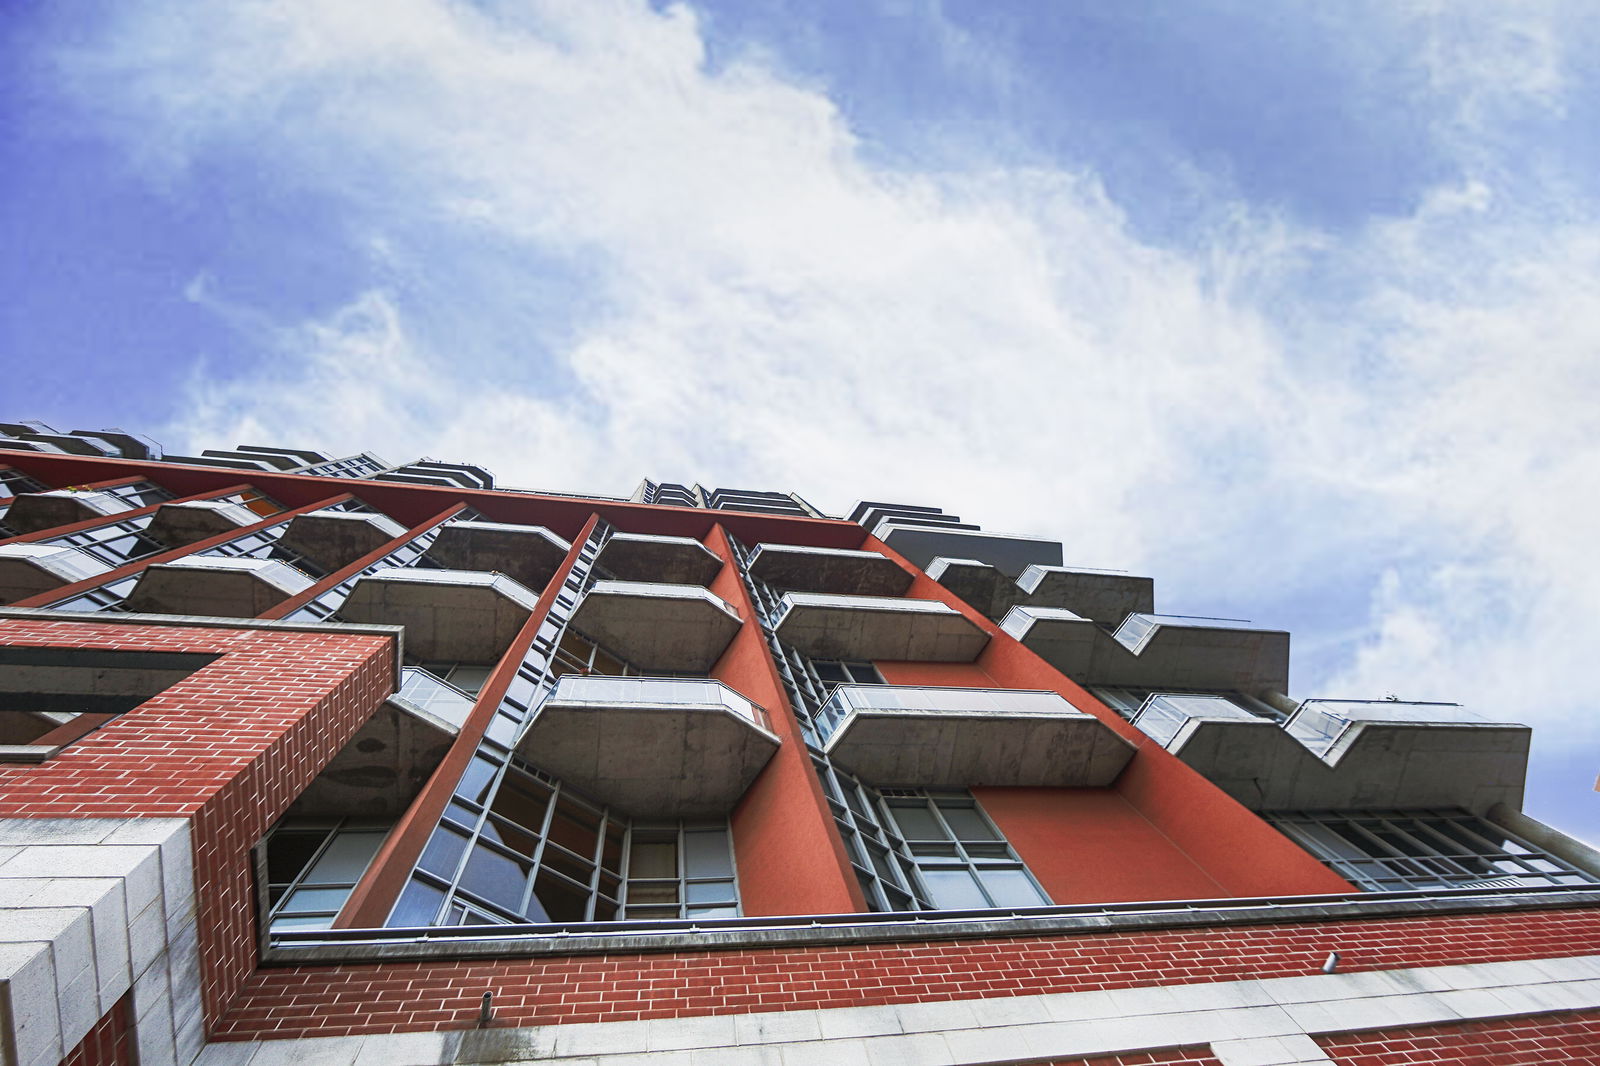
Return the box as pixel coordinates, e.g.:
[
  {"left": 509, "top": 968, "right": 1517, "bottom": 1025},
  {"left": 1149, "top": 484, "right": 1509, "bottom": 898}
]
[{"left": 49, "top": 0, "right": 1600, "bottom": 821}]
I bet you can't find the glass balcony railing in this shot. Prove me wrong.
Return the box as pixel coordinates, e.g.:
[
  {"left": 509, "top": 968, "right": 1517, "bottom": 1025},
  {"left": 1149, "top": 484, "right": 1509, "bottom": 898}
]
[
  {"left": 1286, "top": 699, "right": 1498, "bottom": 757},
  {"left": 546, "top": 674, "right": 770, "bottom": 732},
  {"left": 396, "top": 667, "right": 477, "bottom": 729},
  {"left": 815, "top": 684, "right": 1077, "bottom": 745},
  {"left": 1131, "top": 693, "right": 1264, "bottom": 747},
  {"left": 1111, "top": 612, "right": 1262, "bottom": 653}
]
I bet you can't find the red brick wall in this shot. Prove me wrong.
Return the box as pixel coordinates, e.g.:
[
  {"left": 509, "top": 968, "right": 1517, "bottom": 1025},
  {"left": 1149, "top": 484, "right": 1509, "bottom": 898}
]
[
  {"left": 0, "top": 618, "right": 395, "bottom": 1032},
  {"left": 214, "top": 905, "right": 1600, "bottom": 1039},
  {"left": 1029, "top": 1051, "right": 1222, "bottom": 1066},
  {"left": 59, "top": 994, "right": 135, "bottom": 1066},
  {"left": 1318, "top": 1009, "right": 1600, "bottom": 1064}
]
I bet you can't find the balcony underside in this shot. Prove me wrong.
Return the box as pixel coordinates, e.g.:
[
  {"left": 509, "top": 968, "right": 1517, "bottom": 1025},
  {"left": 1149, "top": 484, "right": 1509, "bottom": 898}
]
[
  {"left": 875, "top": 522, "right": 1063, "bottom": 578},
  {"left": 929, "top": 559, "right": 1153, "bottom": 625},
  {"left": 125, "top": 557, "right": 315, "bottom": 618},
  {"left": 288, "top": 697, "right": 460, "bottom": 818},
  {"left": 775, "top": 593, "right": 989, "bottom": 662},
  {"left": 1003, "top": 608, "right": 1289, "bottom": 692},
  {"left": 595, "top": 532, "right": 723, "bottom": 586},
  {"left": 278, "top": 510, "right": 407, "bottom": 572},
  {"left": 1, "top": 491, "right": 125, "bottom": 535},
  {"left": 426, "top": 521, "right": 571, "bottom": 593},
  {"left": 0, "top": 545, "right": 108, "bottom": 604},
  {"left": 517, "top": 680, "right": 779, "bottom": 817},
  {"left": 826, "top": 709, "right": 1134, "bottom": 787},
  {"left": 145, "top": 500, "right": 258, "bottom": 548},
  {"left": 568, "top": 581, "right": 743, "bottom": 672},
  {"left": 1168, "top": 718, "right": 1532, "bottom": 814},
  {"left": 341, "top": 568, "right": 538, "bottom": 663},
  {"left": 749, "top": 544, "right": 913, "bottom": 597}
]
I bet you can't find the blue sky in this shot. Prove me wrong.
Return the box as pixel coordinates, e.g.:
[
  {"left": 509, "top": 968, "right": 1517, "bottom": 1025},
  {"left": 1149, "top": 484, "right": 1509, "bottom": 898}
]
[{"left": 5, "top": 1, "right": 1600, "bottom": 835}]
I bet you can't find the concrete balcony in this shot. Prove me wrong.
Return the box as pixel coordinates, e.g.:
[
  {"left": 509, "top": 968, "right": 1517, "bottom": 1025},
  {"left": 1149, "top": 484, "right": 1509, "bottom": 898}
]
[
  {"left": 517, "top": 676, "right": 780, "bottom": 817},
  {"left": 873, "top": 521, "right": 1062, "bottom": 578},
  {"left": 146, "top": 499, "right": 259, "bottom": 548},
  {"left": 568, "top": 580, "right": 743, "bottom": 672},
  {"left": 125, "top": 556, "right": 316, "bottom": 618},
  {"left": 278, "top": 509, "right": 408, "bottom": 572},
  {"left": 341, "top": 568, "right": 539, "bottom": 663},
  {"left": 1002, "top": 608, "right": 1289, "bottom": 692},
  {"left": 290, "top": 681, "right": 461, "bottom": 818},
  {"left": 0, "top": 544, "right": 110, "bottom": 604},
  {"left": 425, "top": 520, "right": 571, "bottom": 593},
  {"left": 749, "top": 543, "right": 913, "bottom": 597},
  {"left": 776, "top": 592, "right": 989, "bottom": 662},
  {"left": 817, "top": 684, "right": 1134, "bottom": 787},
  {"left": 1, "top": 490, "right": 132, "bottom": 534},
  {"left": 1133, "top": 694, "right": 1531, "bottom": 813},
  {"left": 596, "top": 532, "right": 722, "bottom": 586},
  {"left": 1016, "top": 565, "right": 1154, "bottom": 625}
]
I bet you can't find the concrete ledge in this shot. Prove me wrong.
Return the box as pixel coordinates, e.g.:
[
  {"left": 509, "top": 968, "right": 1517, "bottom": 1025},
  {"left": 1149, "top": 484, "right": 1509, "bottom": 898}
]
[
  {"left": 278, "top": 510, "right": 406, "bottom": 572},
  {"left": 596, "top": 533, "right": 723, "bottom": 587},
  {"left": 749, "top": 544, "right": 913, "bottom": 597},
  {"left": 341, "top": 568, "right": 538, "bottom": 664},
  {"left": 775, "top": 593, "right": 988, "bottom": 662},
  {"left": 0, "top": 544, "right": 111, "bottom": 604},
  {"left": 569, "top": 581, "right": 742, "bottom": 672},
  {"left": 425, "top": 521, "right": 571, "bottom": 593},
  {"left": 146, "top": 501, "right": 259, "bottom": 549},
  {"left": 125, "top": 557, "right": 316, "bottom": 619}
]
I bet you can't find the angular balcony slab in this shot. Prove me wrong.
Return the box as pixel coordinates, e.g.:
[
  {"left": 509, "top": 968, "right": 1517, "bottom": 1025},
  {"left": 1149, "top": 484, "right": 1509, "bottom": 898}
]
[
  {"left": 1003, "top": 607, "right": 1290, "bottom": 693},
  {"left": 341, "top": 568, "right": 538, "bottom": 663},
  {"left": 426, "top": 520, "right": 571, "bottom": 593},
  {"left": 820, "top": 685, "right": 1133, "bottom": 787},
  {"left": 1016, "top": 565, "right": 1154, "bottom": 625},
  {"left": 874, "top": 521, "right": 1062, "bottom": 578},
  {"left": 0, "top": 544, "right": 110, "bottom": 604},
  {"left": 517, "top": 677, "right": 779, "bottom": 817},
  {"left": 125, "top": 556, "right": 316, "bottom": 618},
  {"left": 278, "top": 509, "right": 408, "bottom": 572},
  {"left": 1, "top": 490, "right": 130, "bottom": 534},
  {"left": 146, "top": 500, "right": 260, "bottom": 548},
  {"left": 596, "top": 532, "right": 722, "bottom": 586},
  {"left": 776, "top": 592, "right": 989, "bottom": 662},
  {"left": 750, "top": 544, "right": 913, "bottom": 597},
  {"left": 568, "top": 580, "right": 742, "bottom": 672},
  {"left": 289, "top": 697, "right": 459, "bottom": 818},
  {"left": 926, "top": 557, "right": 1010, "bottom": 619}
]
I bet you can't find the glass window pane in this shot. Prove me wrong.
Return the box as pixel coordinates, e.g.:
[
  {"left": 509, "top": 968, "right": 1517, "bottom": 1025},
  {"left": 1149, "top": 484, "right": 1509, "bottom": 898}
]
[
  {"left": 920, "top": 867, "right": 988, "bottom": 910},
  {"left": 459, "top": 845, "right": 530, "bottom": 909},
  {"left": 939, "top": 805, "right": 999, "bottom": 842},
  {"left": 304, "top": 831, "right": 385, "bottom": 884},
  {"left": 278, "top": 887, "right": 353, "bottom": 914},
  {"left": 629, "top": 838, "right": 678, "bottom": 879},
  {"left": 683, "top": 831, "right": 734, "bottom": 878},
  {"left": 267, "top": 831, "right": 328, "bottom": 885},
  {"left": 978, "top": 868, "right": 1048, "bottom": 907},
  {"left": 530, "top": 870, "right": 592, "bottom": 922},
  {"left": 547, "top": 801, "right": 601, "bottom": 856},
  {"left": 686, "top": 880, "right": 736, "bottom": 904},
  {"left": 887, "top": 803, "right": 943, "bottom": 841},
  {"left": 418, "top": 826, "right": 469, "bottom": 878},
  {"left": 388, "top": 879, "right": 445, "bottom": 927}
]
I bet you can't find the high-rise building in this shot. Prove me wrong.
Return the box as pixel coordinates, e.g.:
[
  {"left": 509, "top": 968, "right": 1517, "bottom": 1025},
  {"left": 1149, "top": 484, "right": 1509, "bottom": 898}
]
[{"left": 2, "top": 421, "right": 1598, "bottom": 1066}]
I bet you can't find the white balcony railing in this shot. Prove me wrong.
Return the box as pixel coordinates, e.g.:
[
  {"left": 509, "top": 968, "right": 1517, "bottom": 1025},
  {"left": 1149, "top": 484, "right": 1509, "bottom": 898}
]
[
  {"left": 1286, "top": 699, "right": 1498, "bottom": 757},
  {"left": 396, "top": 667, "right": 476, "bottom": 729},
  {"left": 816, "top": 684, "right": 1077, "bottom": 743},
  {"left": 1111, "top": 612, "right": 1262, "bottom": 653},
  {"left": 1131, "top": 693, "right": 1264, "bottom": 747},
  {"left": 546, "top": 674, "right": 770, "bottom": 732}
]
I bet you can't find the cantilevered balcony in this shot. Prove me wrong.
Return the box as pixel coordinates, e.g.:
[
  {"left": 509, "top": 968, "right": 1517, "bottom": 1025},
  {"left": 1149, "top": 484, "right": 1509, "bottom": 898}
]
[
  {"left": 568, "top": 580, "right": 742, "bottom": 672},
  {"left": 341, "top": 568, "right": 539, "bottom": 663},
  {"left": 1, "top": 490, "right": 132, "bottom": 534},
  {"left": 748, "top": 543, "right": 913, "bottom": 597},
  {"left": 595, "top": 532, "right": 722, "bottom": 586},
  {"left": 0, "top": 544, "right": 110, "bottom": 603},
  {"left": 278, "top": 509, "right": 408, "bottom": 572},
  {"left": 1130, "top": 694, "right": 1530, "bottom": 813},
  {"left": 1002, "top": 607, "right": 1289, "bottom": 692},
  {"left": 125, "top": 556, "right": 316, "bottom": 618},
  {"left": 774, "top": 592, "right": 989, "bottom": 662},
  {"left": 146, "top": 499, "right": 259, "bottom": 548},
  {"left": 873, "top": 521, "right": 1062, "bottom": 578},
  {"left": 517, "top": 676, "right": 780, "bottom": 817},
  {"left": 425, "top": 520, "right": 571, "bottom": 593},
  {"left": 817, "top": 684, "right": 1134, "bottom": 787},
  {"left": 1015, "top": 565, "right": 1154, "bottom": 625}
]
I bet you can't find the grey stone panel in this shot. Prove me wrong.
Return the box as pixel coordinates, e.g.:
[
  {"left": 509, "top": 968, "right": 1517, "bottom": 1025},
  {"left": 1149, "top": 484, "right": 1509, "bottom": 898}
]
[
  {"left": 826, "top": 710, "right": 1134, "bottom": 787},
  {"left": 278, "top": 511, "right": 407, "bottom": 573},
  {"left": 125, "top": 558, "right": 316, "bottom": 619},
  {"left": 596, "top": 533, "right": 723, "bottom": 587},
  {"left": 146, "top": 501, "right": 259, "bottom": 550},
  {"left": 568, "top": 582, "right": 743, "bottom": 672},
  {"left": 341, "top": 568, "right": 538, "bottom": 664},
  {"left": 775, "top": 594, "right": 989, "bottom": 663},
  {"left": 288, "top": 698, "right": 459, "bottom": 818},
  {"left": 426, "top": 521, "right": 571, "bottom": 594},
  {"left": 749, "top": 545, "right": 914, "bottom": 597}
]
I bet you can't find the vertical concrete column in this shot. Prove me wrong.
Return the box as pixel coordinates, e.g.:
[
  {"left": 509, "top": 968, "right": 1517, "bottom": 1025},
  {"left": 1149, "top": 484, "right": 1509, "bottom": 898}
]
[
  {"left": 337, "top": 514, "right": 603, "bottom": 929},
  {"left": 703, "top": 525, "right": 865, "bottom": 916}
]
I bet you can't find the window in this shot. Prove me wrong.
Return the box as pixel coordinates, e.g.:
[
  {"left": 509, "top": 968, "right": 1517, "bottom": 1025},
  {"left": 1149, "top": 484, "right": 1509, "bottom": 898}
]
[
  {"left": 1268, "top": 809, "right": 1600, "bottom": 892},
  {"left": 811, "top": 659, "right": 885, "bottom": 689},
  {"left": 880, "top": 791, "right": 1049, "bottom": 910},
  {"left": 624, "top": 823, "right": 739, "bottom": 919},
  {"left": 261, "top": 817, "right": 391, "bottom": 932}
]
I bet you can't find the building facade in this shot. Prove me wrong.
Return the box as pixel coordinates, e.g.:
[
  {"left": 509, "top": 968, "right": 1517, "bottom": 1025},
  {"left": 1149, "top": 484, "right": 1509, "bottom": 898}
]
[{"left": 1, "top": 421, "right": 1598, "bottom": 1066}]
